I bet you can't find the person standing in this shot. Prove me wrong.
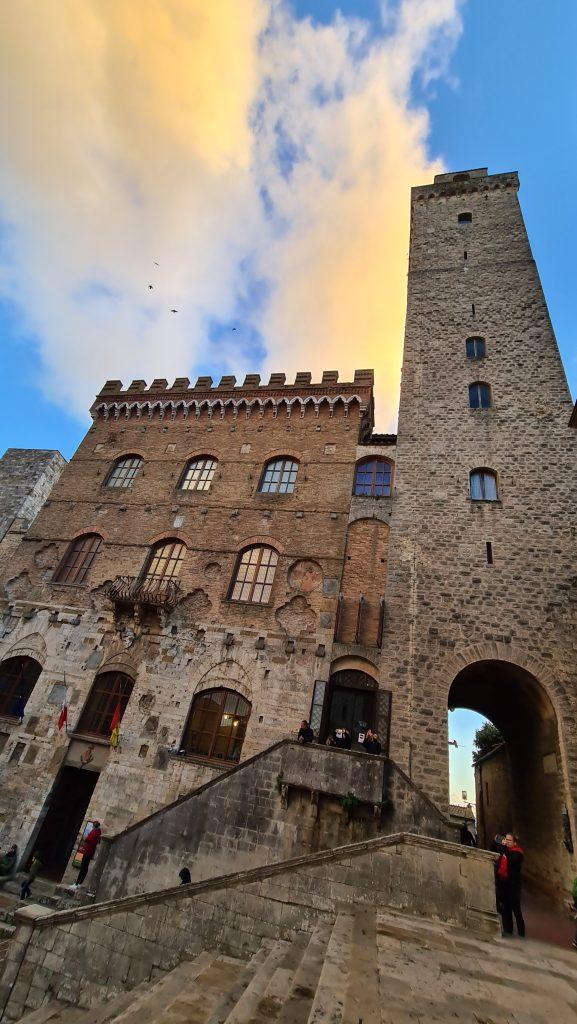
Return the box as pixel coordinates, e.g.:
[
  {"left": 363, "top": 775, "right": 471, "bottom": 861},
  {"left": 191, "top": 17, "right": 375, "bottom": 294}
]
[
  {"left": 72, "top": 821, "right": 102, "bottom": 889},
  {"left": 20, "top": 850, "right": 42, "bottom": 900},
  {"left": 362, "top": 729, "right": 382, "bottom": 755},
  {"left": 495, "top": 832, "right": 525, "bottom": 937},
  {"left": 297, "top": 720, "right": 315, "bottom": 744}
]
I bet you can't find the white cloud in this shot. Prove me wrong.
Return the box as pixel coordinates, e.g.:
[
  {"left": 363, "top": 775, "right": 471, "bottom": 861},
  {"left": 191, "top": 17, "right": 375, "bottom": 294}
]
[{"left": 0, "top": 0, "right": 462, "bottom": 426}]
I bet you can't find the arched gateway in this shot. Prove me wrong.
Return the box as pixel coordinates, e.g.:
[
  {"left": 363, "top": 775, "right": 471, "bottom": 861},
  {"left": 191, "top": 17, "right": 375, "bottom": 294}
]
[{"left": 448, "top": 659, "right": 572, "bottom": 900}]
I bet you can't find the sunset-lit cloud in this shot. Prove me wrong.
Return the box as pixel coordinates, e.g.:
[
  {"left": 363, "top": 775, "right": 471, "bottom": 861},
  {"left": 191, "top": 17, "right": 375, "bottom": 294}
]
[{"left": 0, "top": 0, "right": 462, "bottom": 426}]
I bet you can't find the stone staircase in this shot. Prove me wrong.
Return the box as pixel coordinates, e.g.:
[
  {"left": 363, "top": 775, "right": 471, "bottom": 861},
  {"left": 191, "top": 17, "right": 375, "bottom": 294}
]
[{"left": 10, "top": 906, "right": 577, "bottom": 1024}]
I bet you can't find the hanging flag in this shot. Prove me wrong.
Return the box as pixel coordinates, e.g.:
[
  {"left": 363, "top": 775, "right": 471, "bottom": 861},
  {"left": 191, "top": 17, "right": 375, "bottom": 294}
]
[
  {"left": 109, "top": 696, "right": 122, "bottom": 749},
  {"left": 57, "top": 701, "right": 68, "bottom": 732}
]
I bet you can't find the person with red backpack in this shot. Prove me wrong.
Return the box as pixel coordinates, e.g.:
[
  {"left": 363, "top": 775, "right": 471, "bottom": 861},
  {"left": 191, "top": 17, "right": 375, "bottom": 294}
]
[{"left": 494, "top": 832, "right": 525, "bottom": 937}]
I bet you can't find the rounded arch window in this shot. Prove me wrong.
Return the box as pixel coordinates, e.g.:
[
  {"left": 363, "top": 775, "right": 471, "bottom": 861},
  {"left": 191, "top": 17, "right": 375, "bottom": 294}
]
[
  {"left": 258, "top": 458, "right": 299, "bottom": 494},
  {"left": 105, "top": 455, "right": 142, "bottom": 488},
  {"left": 468, "top": 382, "right": 492, "bottom": 409},
  {"left": 470, "top": 469, "right": 498, "bottom": 502},
  {"left": 178, "top": 456, "right": 217, "bottom": 492},
  {"left": 229, "top": 545, "right": 278, "bottom": 604},
  {"left": 182, "top": 688, "right": 251, "bottom": 763},
  {"left": 142, "top": 539, "right": 186, "bottom": 584},
  {"left": 353, "top": 457, "right": 393, "bottom": 497},
  {"left": 77, "top": 670, "right": 134, "bottom": 738},
  {"left": 53, "top": 533, "right": 102, "bottom": 585},
  {"left": 0, "top": 656, "right": 42, "bottom": 718}
]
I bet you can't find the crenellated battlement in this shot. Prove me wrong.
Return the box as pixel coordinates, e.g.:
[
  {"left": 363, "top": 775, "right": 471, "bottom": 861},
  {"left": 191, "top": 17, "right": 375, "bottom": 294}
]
[{"left": 90, "top": 369, "right": 375, "bottom": 424}]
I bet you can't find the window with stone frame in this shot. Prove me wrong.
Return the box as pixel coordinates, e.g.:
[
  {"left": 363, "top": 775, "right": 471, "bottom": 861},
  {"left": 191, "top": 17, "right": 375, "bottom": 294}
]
[
  {"left": 178, "top": 456, "right": 217, "bottom": 492},
  {"left": 470, "top": 469, "right": 498, "bottom": 502},
  {"left": 0, "top": 657, "right": 42, "bottom": 719},
  {"left": 53, "top": 533, "right": 102, "bottom": 585},
  {"left": 105, "top": 455, "right": 142, "bottom": 488},
  {"left": 139, "top": 539, "right": 186, "bottom": 589},
  {"left": 76, "top": 671, "right": 134, "bottom": 737},
  {"left": 353, "top": 457, "right": 393, "bottom": 497},
  {"left": 182, "top": 688, "right": 251, "bottom": 763},
  {"left": 466, "top": 337, "right": 486, "bottom": 360},
  {"left": 258, "top": 458, "right": 299, "bottom": 494},
  {"left": 468, "top": 382, "right": 492, "bottom": 409},
  {"left": 229, "top": 545, "right": 278, "bottom": 603}
]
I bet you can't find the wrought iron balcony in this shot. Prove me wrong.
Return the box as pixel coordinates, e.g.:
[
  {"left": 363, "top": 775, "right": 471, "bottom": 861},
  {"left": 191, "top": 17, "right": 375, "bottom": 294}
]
[{"left": 104, "top": 575, "right": 183, "bottom": 610}]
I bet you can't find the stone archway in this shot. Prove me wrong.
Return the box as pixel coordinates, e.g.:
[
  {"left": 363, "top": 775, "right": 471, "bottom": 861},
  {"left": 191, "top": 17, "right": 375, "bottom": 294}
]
[{"left": 448, "top": 659, "right": 573, "bottom": 900}]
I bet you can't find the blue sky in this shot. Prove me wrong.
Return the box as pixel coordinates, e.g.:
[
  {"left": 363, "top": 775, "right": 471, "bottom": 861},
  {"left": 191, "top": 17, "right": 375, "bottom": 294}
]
[{"left": 1, "top": 0, "right": 574, "bottom": 802}]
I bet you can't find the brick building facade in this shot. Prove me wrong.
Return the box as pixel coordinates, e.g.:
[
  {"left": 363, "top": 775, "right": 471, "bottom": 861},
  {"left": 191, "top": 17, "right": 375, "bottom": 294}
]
[{"left": 0, "top": 167, "right": 575, "bottom": 899}]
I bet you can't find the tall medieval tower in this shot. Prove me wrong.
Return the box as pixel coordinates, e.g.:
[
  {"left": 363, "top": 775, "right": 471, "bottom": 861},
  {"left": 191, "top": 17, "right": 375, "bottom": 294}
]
[{"left": 385, "top": 167, "right": 577, "bottom": 895}]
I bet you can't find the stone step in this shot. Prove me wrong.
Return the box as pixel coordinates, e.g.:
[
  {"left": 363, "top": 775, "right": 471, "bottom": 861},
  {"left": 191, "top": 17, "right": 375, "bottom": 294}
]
[
  {"left": 204, "top": 944, "right": 273, "bottom": 1024},
  {"left": 343, "top": 906, "right": 379, "bottom": 1024},
  {"left": 109, "top": 952, "right": 215, "bottom": 1024},
  {"left": 222, "top": 941, "right": 294, "bottom": 1024},
  {"left": 247, "top": 932, "right": 310, "bottom": 1024},
  {"left": 307, "top": 912, "right": 353, "bottom": 1024},
  {"left": 154, "top": 955, "right": 248, "bottom": 1023},
  {"left": 275, "top": 919, "right": 334, "bottom": 1024}
]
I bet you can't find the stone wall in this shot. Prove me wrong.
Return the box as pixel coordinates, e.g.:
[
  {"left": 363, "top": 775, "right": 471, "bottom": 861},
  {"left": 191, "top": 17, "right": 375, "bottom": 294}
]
[
  {"left": 474, "top": 743, "right": 512, "bottom": 849},
  {"left": 91, "top": 740, "right": 457, "bottom": 901},
  {"left": 0, "top": 833, "right": 499, "bottom": 1020},
  {"left": 0, "top": 449, "right": 66, "bottom": 544}
]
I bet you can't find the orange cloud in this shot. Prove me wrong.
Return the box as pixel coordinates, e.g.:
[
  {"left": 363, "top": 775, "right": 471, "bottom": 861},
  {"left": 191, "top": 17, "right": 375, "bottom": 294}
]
[{"left": 0, "top": 0, "right": 461, "bottom": 427}]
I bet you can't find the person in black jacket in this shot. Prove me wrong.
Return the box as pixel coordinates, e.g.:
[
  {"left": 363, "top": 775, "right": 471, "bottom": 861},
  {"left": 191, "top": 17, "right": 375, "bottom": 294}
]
[
  {"left": 362, "top": 729, "right": 382, "bottom": 755},
  {"left": 297, "top": 720, "right": 315, "bottom": 744},
  {"left": 495, "top": 832, "right": 525, "bottom": 937}
]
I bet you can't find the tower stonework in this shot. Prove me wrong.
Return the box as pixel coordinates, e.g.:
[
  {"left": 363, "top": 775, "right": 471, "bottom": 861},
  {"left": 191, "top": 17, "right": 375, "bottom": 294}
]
[{"left": 385, "top": 167, "right": 577, "bottom": 893}]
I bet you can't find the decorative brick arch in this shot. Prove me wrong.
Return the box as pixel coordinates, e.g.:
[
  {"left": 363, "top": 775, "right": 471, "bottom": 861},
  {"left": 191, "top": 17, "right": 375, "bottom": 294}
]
[
  {"left": 192, "top": 658, "right": 253, "bottom": 704},
  {"left": 3, "top": 631, "right": 47, "bottom": 666},
  {"left": 146, "top": 530, "right": 194, "bottom": 549}
]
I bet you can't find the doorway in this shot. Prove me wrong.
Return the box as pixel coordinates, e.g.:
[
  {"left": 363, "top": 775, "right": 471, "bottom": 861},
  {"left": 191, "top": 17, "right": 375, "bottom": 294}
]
[
  {"left": 31, "top": 766, "right": 99, "bottom": 880},
  {"left": 326, "top": 670, "right": 377, "bottom": 750},
  {"left": 448, "top": 659, "right": 571, "bottom": 901}
]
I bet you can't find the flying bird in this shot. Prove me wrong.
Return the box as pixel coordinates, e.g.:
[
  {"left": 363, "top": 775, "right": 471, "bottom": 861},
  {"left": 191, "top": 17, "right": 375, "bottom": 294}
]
[
  {"left": 154, "top": 262, "right": 159, "bottom": 266},
  {"left": 148, "top": 284, "right": 153, "bottom": 290},
  {"left": 170, "top": 309, "right": 178, "bottom": 314}
]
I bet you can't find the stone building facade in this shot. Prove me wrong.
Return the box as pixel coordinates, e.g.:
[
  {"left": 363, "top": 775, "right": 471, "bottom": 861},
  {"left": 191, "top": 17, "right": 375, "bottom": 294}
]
[{"left": 0, "top": 166, "right": 575, "bottom": 900}]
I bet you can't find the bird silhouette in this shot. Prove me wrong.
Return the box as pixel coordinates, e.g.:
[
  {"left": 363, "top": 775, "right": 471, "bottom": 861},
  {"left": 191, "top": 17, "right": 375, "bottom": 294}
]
[
  {"left": 170, "top": 309, "right": 178, "bottom": 314},
  {"left": 148, "top": 284, "right": 153, "bottom": 290},
  {"left": 154, "top": 262, "right": 159, "bottom": 267}
]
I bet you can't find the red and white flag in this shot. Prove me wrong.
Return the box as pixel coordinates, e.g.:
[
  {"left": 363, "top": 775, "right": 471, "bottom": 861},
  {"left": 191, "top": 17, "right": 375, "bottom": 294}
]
[{"left": 58, "top": 700, "right": 68, "bottom": 732}]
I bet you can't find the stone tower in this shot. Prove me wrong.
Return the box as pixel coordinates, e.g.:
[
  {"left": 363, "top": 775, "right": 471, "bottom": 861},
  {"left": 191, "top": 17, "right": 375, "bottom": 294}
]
[{"left": 385, "top": 167, "right": 577, "bottom": 896}]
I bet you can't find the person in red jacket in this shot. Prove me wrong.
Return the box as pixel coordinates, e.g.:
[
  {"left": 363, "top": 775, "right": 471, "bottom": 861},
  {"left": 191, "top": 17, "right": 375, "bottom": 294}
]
[
  {"left": 495, "top": 832, "right": 525, "bottom": 937},
  {"left": 73, "top": 821, "right": 102, "bottom": 888}
]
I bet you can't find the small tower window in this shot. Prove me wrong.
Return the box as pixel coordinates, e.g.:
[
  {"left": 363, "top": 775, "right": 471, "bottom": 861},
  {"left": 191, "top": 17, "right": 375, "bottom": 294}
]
[
  {"left": 466, "top": 337, "right": 486, "bottom": 360},
  {"left": 458, "top": 212, "right": 472, "bottom": 224},
  {"left": 353, "top": 457, "right": 393, "bottom": 497},
  {"left": 468, "top": 382, "right": 492, "bottom": 409},
  {"left": 470, "top": 470, "right": 498, "bottom": 502}
]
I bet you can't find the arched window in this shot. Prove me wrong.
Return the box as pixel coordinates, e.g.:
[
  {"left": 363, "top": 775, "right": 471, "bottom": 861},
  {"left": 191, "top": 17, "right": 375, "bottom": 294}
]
[
  {"left": 229, "top": 545, "right": 278, "bottom": 604},
  {"left": 353, "top": 457, "right": 393, "bottom": 497},
  {"left": 105, "top": 455, "right": 142, "bottom": 488},
  {"left": 258, "top": 458, "right": 299, "bottom": 494},
  {"left": 458, "top": 212, "right": 472, "bottom": 224},
  {"left": 141, "top": 539, "right": 186, "bottom": 585},
  {"left": 466, "top": 337, "right": 485, "bottom": 360},
  {"left": 183, "top": 688, "right": 251, "bottom": 763},
  {"left": 470, "top": 469, "right": 498, "bottom": 502},
  {"left": 0, "top": 657, "right": 42, "bottom": 718},
  {"left": 178, "top": 456, "right": 217, "bottom": 492},
  {"left": 53, "top": 533, "right": 102, "bottom": 585},
  {"left": 468, "top": 382, "right": 492, "bottom": 409},
  {"left": 77, "top": 671, "right": 134, "bottom": 737}
]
